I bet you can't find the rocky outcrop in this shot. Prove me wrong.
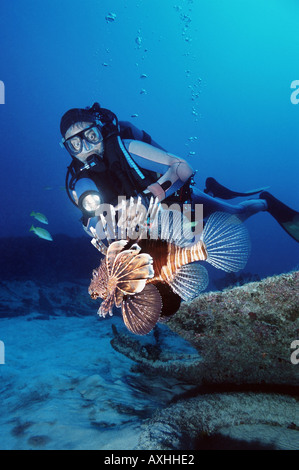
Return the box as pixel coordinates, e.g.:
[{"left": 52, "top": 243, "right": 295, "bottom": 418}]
[
  {"left": 1, "top": 271, "right": 298, "bottom": 450},
  {"left": 137, "top": 392, "right": 299, "bottom": 450},
  {"left": 167, "top": 271, "right": 299, "bottom": 386},
  {"left": 111, "top": 272, "right": 299, "bottom": 386},
  {"left": 129, "top": 271, "right": 299, "bottom": 450},
  {"left": 110, "top": 327, "right": 203, "bottom": 383}
]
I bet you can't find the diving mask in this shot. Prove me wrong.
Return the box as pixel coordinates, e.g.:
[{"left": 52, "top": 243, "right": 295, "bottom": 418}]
[{"left": 61, "top": 125, "right": 103, "bottom": 156}]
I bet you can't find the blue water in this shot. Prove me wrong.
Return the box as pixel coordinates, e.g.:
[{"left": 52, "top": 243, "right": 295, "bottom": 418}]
[
  {"left": 0, "top": 0, "right": 299, "bottom": 275},
  {"left": 1, "top": 0, "right": 298, "bottom": 277},
  {"left": 0, "top": 0, "right": 299, "bottom": 450}
]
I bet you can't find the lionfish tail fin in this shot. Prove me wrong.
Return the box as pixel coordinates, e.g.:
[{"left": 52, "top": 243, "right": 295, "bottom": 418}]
[
  {"left": 121, "top": 284, "right": 162, "bottom": 335},
  {"left": 201, "top": 212, "right": 250, "bottom": 272}
]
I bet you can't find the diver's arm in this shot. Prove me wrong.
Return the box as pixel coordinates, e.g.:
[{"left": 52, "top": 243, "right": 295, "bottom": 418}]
[
  {"left": 124, "top": 140, "right": 193, "bottom": 201},
  {"left": 119, "top": 121, "right": 166, "bottom": 150}
]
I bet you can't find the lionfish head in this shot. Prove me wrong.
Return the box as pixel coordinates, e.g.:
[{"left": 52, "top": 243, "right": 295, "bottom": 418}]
[
  {"left": 88, "top": 260, "right": 109, "bottom": 300},
  {"left": 89, "top": 240, "right": 155, "bottom": 319}
]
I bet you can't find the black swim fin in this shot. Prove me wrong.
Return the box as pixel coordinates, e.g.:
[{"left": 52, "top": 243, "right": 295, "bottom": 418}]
[
  {"left": 259, "top": 191, "right": 299, "bottom": 243},
  {"left": 204, "top": 177, "right": 270, "bottom": 200}
]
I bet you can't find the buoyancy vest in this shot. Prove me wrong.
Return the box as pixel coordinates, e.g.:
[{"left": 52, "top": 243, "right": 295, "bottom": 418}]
[{"left": 66, "top": 122, "right": 161, "bottom": 207}]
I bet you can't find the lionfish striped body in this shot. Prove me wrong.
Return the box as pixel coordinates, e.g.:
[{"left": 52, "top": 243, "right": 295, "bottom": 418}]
[
  {"left": 143, "top": 239, "right": 207, "bottom": 284},
  {"left": 89, "top": 206, "right": 250, "bottom": 336}
]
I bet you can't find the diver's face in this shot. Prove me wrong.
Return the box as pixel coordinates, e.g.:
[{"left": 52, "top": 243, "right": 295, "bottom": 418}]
[{"left": 65, "top": 121, "right": 104, "bottom": 163}]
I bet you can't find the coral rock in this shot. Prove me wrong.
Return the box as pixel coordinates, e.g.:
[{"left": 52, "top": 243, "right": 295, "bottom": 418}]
[{"left": 167, "top": 271, "right": 299, "bottom": 386}]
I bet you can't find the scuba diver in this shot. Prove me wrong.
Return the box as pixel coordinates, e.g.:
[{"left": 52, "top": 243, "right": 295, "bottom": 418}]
[{"left": 60, "top": 102, "right": 299, "bottom": 243}]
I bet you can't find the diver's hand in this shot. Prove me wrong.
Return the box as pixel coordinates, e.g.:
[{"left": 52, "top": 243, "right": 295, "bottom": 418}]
[{"left": 144, "top": 183, "right": 165, "bottom": 202}]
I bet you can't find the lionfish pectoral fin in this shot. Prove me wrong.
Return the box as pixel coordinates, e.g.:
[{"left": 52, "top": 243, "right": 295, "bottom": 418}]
[
  {"left": 98, "top": 294, "right": 115, "bottom": 318},
  {"left": 169, "top": 263, "right": 209, "bottom": 301},
  {"left": 114, "top": 287, "right": 124, "bottom": 308},
  {"left": 121, "top": 284, "right": 162, "bottom": 335},
  {"left": 111, "top": 252, "right": 154, "bottom": 296},
  {"left": 117, "top": 279, "right": 148, "bottom": 295},
  {"left": 106, "top": 240, "right": 129, "bottom": 275},
  {"left": 113, "top": 252, "right": 153, "bottom": 281}
]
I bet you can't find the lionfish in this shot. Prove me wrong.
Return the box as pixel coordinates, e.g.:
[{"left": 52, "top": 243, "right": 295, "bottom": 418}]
[{"left": 88, "top": 198, "right": 250, "bottom": 335}]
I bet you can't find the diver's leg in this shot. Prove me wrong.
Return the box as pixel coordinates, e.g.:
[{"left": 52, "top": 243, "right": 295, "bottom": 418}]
[
  {"left": 192, "top": 187, "right": 299, "bottom": 242},
  {"left": 192, "top": 187, "right": 268, "bottom": 220},
  {"left": 259, "top": 191, "right": 299, "bottom": 242},
  {"left": 204, "top": 176, "right": 269, "bottom": 200}
]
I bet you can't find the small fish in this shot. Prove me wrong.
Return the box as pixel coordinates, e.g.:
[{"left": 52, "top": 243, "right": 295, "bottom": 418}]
[
  {"left": 30, "top": 211, "right": 48, "bottom": 224},
  {"left": 105, "top": 12, "right": 116, "bottom": 23},
  {"left": 89, "top": 207, "right": 250, "bottom": 335},
  {"left": 30, "top": 225, "right": 53, "bottom": 241}
]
